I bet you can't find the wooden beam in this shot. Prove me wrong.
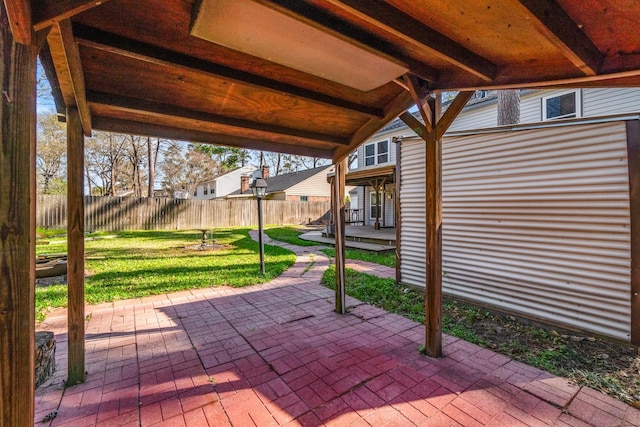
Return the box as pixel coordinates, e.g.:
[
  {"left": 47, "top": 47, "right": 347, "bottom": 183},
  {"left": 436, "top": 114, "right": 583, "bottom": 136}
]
[
  {"left": 73, "top": 25, "right": 385, "bottom": 119},
  {"left": 394, "top": 143, "right": 401, "bottom": 283},
  {"left": 66, "top": 106, "right": 86, "bottom": 385},
  {"left": 436, "top": 91, "right": 474, "bottom": 140},
  {"left": 3, "top": 0, "right": 31, "bottom": 44},
  {"left": 333, "top": 159, "right": 347, "bottom": 314},
  {"left": 322, "top": 0, "right": 497, "bottom": 81},
  {"left": 87, "top": 91, "right": 349, "bottom": 147},
  {"left": 0, "top": 6, "right": 38, "bottom": 424},
  {"left": 399, "top": 111, "right": 428, "bottom": 140},
  {"left": 334, "top": 88, "right": 415, "bottom": 162},
  {"left": 253, "top": 0, "right": 441, "bottom": 83},
  {"left": 47, "top": 20, "right": 91, "bottom": 135},
  {"left": 627, "top": 120, "right": 640, "bottom": 346},
  {"left": 403, "top": 74, "right": 433, "bottom": 133},
  {"left": 518, "top": 0, "right": 603, "bottom": 76},
  {"left": 91, "top": 116, "right": 334, "bottom": 159},
  {"left": 423, "top": 94, "right": 442, "bottom": 358},
  {"left": 33, "top": 0, "right": 111, "bottom": 31}
]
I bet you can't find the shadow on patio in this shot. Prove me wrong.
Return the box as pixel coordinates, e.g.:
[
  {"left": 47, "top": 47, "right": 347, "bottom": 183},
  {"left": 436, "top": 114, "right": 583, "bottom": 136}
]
[{"left": 35, "top": 246, "right": 640, "bottom": 426}]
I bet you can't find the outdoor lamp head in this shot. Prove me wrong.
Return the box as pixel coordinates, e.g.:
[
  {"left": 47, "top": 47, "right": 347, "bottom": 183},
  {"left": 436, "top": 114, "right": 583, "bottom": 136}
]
[{"left": 250, "top": 177, "right": 267, "bottom": 199}]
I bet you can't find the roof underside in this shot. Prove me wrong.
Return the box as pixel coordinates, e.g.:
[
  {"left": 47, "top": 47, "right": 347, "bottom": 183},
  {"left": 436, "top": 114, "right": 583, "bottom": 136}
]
[{"left": 28, "top": 0, "right": 640, "bottom": 161}]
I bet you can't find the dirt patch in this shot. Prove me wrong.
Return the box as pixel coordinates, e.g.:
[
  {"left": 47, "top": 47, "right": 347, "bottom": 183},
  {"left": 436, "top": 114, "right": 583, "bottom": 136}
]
[
  {"left": 444, "top": 298, "right": 640, "bottom": 407},
  {"left": 182, "top": 243, "right": 229, "bottom": 251}
]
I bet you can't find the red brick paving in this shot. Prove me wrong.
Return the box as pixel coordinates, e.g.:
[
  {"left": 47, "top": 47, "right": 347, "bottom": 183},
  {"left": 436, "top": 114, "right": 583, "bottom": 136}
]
[{"left": 33, "top": 231, "right": 640, "bottom": 426}]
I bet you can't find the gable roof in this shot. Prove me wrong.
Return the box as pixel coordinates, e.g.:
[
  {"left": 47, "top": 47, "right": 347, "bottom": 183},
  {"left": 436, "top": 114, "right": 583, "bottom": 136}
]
[
  {"left": 231, "top": 165, "right": 332, "bottom": 196},
  {"left": 198, "top": 165, "right": 258, "bottom": 187}
]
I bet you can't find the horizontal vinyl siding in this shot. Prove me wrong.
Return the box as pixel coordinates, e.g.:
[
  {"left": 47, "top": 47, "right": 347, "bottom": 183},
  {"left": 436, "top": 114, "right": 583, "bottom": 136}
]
[
  {"left": 286, "top": 170, "right": 332, "bottom": 197},
  {"left": 584, "top": 88, "right": 640, "bottom": 117},
  {"left": 399, "top": 140, "right": 426, "bottom": 285},
  {"left": 449, "top": 103, "right": 497, "bottom": 131},
  {"left": 400, "top": 121, "right": 632, "bottom": 340}
]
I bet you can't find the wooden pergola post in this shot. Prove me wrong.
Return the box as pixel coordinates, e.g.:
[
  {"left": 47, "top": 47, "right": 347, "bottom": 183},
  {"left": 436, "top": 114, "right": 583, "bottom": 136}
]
[
  {"left": 333, "top": 159, "right": 347, "bottom": 314},
  {"left": 67, "top": 107, "right": 86, "bottom": 384},
  {"left": 400, "top": 81, "right": 474, "bottom": 357},
  {"left": 0, "top": 6, "right": 38, "bottom": 425},
  {"left": 424, "top": 94, "right": 443, "bottom": 357}
]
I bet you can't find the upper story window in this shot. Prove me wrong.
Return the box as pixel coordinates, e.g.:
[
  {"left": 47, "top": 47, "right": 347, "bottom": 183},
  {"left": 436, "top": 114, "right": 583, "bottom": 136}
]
[
  {"left": 542, "top": 90, "right": 581, "bottom": 121},
  {"left": 364, "top": 140, "right": 389, "bottom": 167},
  {"left": 203, "top": 185, "right": 208, "bottom": 195}
]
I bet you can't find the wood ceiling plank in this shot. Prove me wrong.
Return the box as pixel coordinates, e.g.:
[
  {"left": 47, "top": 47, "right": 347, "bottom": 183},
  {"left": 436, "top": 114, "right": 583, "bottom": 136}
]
[
  {"left": 91, "top": 116, "right": 334, "bottom": 159},
  {"left": 253, "top": 0, "right": 441, "bottom": 83},
  {"left": 322, "top": 0, "right": 497, "bottom": 81},
  {"left": 73, "top": 24, "right": 384, "bottom": 120},
  {"left": 32, "top": 0, "right": 110, "bottom": 31},
  {"left": 4, "top": 0, "right": 31, "bottom": 44},
  {"left": 87, "top": 91, "right": 349, "bottom": 147},
  {"left": 517, "top": 0, "right": 603, "bottom": 76},
  {"left": 46, "top": 20, "right": 91, "bottom": 135}
]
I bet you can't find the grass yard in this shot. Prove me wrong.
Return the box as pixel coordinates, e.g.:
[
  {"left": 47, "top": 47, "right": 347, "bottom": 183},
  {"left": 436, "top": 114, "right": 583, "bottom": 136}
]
[
  {"left": 35, "top": 228, "right": 295, "bottom": 321},
  {"left": 264, "top": 225, "right": 318, "bottom": 246},
  {"left": 265, "top": 226, "right": 397, "bottom": 268}
]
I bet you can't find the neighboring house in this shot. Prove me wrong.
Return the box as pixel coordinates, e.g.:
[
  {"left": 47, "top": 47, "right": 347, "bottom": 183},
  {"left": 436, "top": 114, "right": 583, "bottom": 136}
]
[
  {"left": 193, "top": 165, "right": 259, "bottom": 200},
  {"left": 350, "top": 88, "right": 640, "bottom": 228},
  {"left": 227, "top": 165, "right": 334, "bottom": 201},
  {"left": 349, "top": 88, "right": 640, "bottom": 341}
]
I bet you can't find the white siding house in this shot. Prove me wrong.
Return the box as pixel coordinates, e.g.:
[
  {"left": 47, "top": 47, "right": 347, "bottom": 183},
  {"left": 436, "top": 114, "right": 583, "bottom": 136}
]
[
  {"left": 352, "top": 88, "right": 640, "bottom": 341},
  {"left": 193, "top": 165, "right": 258, "bottom": 200}
]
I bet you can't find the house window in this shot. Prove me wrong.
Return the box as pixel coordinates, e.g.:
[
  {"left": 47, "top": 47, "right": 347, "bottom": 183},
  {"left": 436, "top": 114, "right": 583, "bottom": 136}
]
[
  {"left": 364, "top": 140, "right": 389, "bottom": 167},
  {"left": 369, "top": 192, "right": 379, "bottom": 219},
  {"left": 299, "top": 196, "right": 308, "bottom": 202},
  {"left": 193, "top": 189, "right": 197, "bottom": 197},
  {"left": 542, "top": 90, "right": 581, "bottom": 121},
  {"left": 203, "top": 185, "right": 208, "bottom": 195}
]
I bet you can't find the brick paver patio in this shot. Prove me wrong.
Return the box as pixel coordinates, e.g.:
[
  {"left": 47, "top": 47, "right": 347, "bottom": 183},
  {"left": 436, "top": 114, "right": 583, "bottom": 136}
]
[{"left": 34, "top": 232, "right": 640, "bottom": 426}]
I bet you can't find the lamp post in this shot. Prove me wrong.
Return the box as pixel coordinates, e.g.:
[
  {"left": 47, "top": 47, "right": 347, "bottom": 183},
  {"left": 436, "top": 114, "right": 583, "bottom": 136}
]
[{"left": 250, "top": 177, "right": 268, "bottom": 275}]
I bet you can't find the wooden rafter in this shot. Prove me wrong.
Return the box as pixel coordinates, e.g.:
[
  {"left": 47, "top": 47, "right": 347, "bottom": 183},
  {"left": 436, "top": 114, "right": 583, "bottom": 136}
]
[
  {"left": 335, "top": 88, "right": 415, "bottom": 162},
  {"left": 73, "top": 25, "right": 384, "bottom": 119},
  {"left": 87, "top": 91, "right": 349, "bottom": 147},
  {"left": 253, "top": 0, "right": 440, "bottom": 83},
  {"left": 91, "top": 116, "right": 334, "bottom": 159},
  {"left": 3, "top": 0, "right": 31, "bottom": 44},
  {"left": 33, "top": 0, "right": 110, "bottom": 31},
  {"left": 323, "top": 0, "right": 497, "bottom": 81},
  {"left": 517, "top": 0, "right": 603, "bottom": 76},
  {"left": 436, "top": 91, "right": 474, "bottom": 140},
  {"left": 403, "top": 74, "right": 433, "bottom": 133},
  {"left": 47, "top": 20, "right": 91, "bottom": 135}
]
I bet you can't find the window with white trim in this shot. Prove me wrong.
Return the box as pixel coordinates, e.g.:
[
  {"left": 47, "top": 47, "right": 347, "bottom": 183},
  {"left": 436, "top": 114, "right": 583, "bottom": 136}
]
[
  {"left": 369, "top": 192, "right": 379, "bottom": 219},
  {"left": 364, "top": 140, "right": 389, "bottom": 167},
  {"left": 299, "top": 196, "right": 308, "bottom": 202},
  {"left": 542, "top": 90, "right": 581, "bottom": 121},
  {"left": 203, "top": 185, "right": 208, "bottom": 195}
]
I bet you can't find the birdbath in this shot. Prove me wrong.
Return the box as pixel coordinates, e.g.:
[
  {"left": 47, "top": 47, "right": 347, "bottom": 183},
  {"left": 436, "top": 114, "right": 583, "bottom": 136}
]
[{"left": 198, "top": 229, "right": 209, "bottom": 248}]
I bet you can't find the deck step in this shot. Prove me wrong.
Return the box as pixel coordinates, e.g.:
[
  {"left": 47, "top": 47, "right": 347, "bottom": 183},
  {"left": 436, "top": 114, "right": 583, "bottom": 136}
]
[{"left": 299, "top": 232, "right": 395, "bottom": 253}]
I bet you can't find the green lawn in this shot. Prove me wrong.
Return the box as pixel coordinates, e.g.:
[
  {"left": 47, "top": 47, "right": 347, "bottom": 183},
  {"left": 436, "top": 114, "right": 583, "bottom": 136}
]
[
  {"left": 264, "top": 225, "right": 318, "bottom": 246},
  {"left": 36, "top": 228, "right": 295, "bottom": 321},
  {"left": 265, "top": 226, "right": 397, "bottom": 268},
  {"left": 320, "top": 248, "right": 396, "bottom": 268}
]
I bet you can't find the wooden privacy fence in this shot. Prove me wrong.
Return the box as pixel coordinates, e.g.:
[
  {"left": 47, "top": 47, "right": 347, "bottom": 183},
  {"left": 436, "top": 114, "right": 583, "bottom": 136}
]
[{"left": 37, "top": 195, "right": 331, "bottom": 231}]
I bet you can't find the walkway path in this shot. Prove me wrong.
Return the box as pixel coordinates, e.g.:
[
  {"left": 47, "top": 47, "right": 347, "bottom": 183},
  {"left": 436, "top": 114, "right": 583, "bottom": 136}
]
[{"left": 33, "top": 232, "right": 640, "bottom": 426}]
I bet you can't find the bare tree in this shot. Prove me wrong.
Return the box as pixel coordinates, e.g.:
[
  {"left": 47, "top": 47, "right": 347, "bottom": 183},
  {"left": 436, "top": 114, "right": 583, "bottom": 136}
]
[
  {"left": 36, "top": 114, "right": 67, "bottom": 194},
  {"left": 160, "top": 143, "right": 218, "bottom": 197},
  {"left": 497, "top": 90, "right": 520, "bottom": 126},
  {"left": 84, "top": 131, "right": 128, "bottom": 196}
]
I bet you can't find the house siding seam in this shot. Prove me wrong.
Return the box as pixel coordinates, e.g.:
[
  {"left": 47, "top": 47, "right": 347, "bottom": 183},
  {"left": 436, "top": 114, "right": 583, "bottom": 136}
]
[{"left": 400, "top": 120, "right": 632, "bottom": 341}]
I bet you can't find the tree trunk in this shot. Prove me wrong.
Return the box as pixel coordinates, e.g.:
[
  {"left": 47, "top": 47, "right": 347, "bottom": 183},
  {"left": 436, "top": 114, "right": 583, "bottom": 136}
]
[
  {"left": 497, "top": 90, "right": 520, "bottom": 126},
  {"left": 147, "top": 137, "right": 154, "bottom": 197}
]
